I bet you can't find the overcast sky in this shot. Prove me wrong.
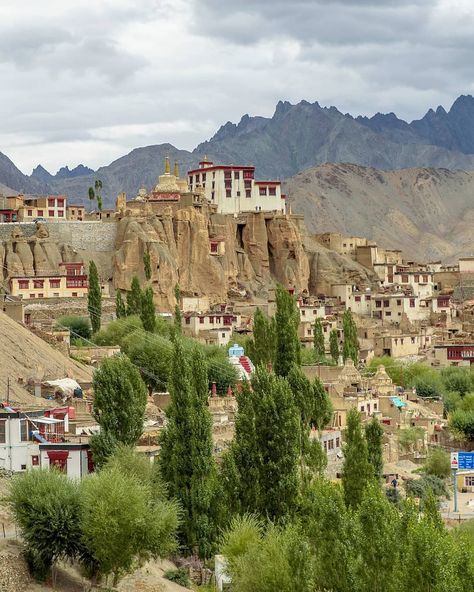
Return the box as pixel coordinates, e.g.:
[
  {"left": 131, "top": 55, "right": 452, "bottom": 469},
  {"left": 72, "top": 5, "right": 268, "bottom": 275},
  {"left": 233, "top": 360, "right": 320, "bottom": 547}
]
[{"left": 1, "top": 0, "right": 473, "bottom": 174}]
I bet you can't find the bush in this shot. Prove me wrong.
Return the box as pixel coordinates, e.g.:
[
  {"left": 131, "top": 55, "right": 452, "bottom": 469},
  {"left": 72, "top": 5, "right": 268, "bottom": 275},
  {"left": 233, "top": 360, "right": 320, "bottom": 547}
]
[
  {"left": 405, "top": 474, "right": 449, "bottom": 500},
  {"left": 207, "top": 355, "right": 238, "bottom": 394},
  {"left": 163, "top": 568, "right": 190, "bottom": 587},
  {"left": 57, "top": 315, "right": 91, "bottom": 341},
  {"left": 93, "top": 315, "right": 143, "bottom": 346},
  {"left": 122, "top": 330, "right": 174, "bottom": 391},
  {"left": 449, "top": 409, "right": 474, "bottom": 441},
  {"left": 441, "top": 367, "right": 472, "bottom": 397},
  {"left": 423, "top": 448, "right": 451, "bottom": 479},
  {"left": 411, "top": 373, "right": 444, "bottom": 398}
]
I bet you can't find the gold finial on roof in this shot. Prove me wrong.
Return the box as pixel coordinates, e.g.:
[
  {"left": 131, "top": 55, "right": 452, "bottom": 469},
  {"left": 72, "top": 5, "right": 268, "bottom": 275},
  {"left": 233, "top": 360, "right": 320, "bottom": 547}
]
[
  {"left": 164, "top": 156, "right": 170, "bottom": 174},
  {"left": 173, "top": 161, "right": 179, "bottom": 177}
]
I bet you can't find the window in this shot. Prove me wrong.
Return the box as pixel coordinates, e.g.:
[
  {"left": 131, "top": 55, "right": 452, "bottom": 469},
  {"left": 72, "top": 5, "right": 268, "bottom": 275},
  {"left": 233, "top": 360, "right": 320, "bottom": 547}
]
[
  {"left": 226, "top": 189, "right": 231, "bottom": 198},
  {"left": 244, "top": 180, "right": 251, "bottom": 189},
  {"left": 301, "top": 310, "right": 305, "bottom": 316},
  {"left": 202, "top": 173, "right": 206, "bottom": 181},
  {"left": 423, "top": 275, "right": 428, "bottom": 282},
  {"left": 307, "top": 329, "right": 312, "bottom": 336},
  {"left": 246, "top": 190, "right": 251, "bottom": 198},
  {"left": 402, "top": 274, "right": 408, "bottom": 283},
  {"left": 20, "top": 419, "right": 29, "bottom": 441},
  {"left": 397, "top": 299, "right": 401, "bottom": 305},
  {"left": 355, "top": 295, "right": 361, "bottom": 302},
  {"left": 18, "top": 280, "right": 29, "bottom": 289},
  {"left": 37, "top": 209, "right": 43, "bottom": 216},
  {"left": 376, "top": 301, "right": 381, "bottom": 308},
  {"left": 410, "top": 299, "right": 415, "bottom": 308},
  {"left": 211, "top": 192, "right": 215, "bottom": 200},
  {"left": 212, "top": 181, "right": 215, "bottom": 189},
  {"left": 29, "top": 294, "right": 35, "bottom": 299},
  {"left": 385, "top": 311, "right": 391, "bottom": 316},
  {"left": 465, "top": 476, "right": 474, "bottom": 487},
  {"left": 209, "top": 316, "right": 214, "bottom": 324},
  {"left": 31, "top": 455, "right": 39, "bottom": 466},
  {"left": 58, "top": 210, "right": 64, "bottom": 217},
  {"left": 222, "top": 333, "right": 226, "bottom": 338},
  {"left": 383, "top": 300, "right": 389, "bottom": 307},
  {"left": 224, "top": 171, "right": 231, "bottom": 179},
  {"left": 259, "top": 186, "right": 266, "bottom": 196},
  {"left": 0, "top": 420, "right": 5, "bottom": 443},
  {"left": 414, "top": 275, "right": 419, "bottom": 282},
  {"left": 48, "top": 210, "right": 54, "bottom": 217},
  {"left": 199, "top": 317, "right": 204, "bottom": 324},
  {"left": 48, "top": 198, "right": 55, "bottom": 207},
  {"left": 185, "top": 317, "right": 190, "bottom": 325},
  {"left": 38, "top": 293, "right": 44, "bottom": 298},
  {"left": 234, "top": 171, "right": 239, "bottom": 179},
  {"left": 269, "top": 187, "right": 276, "bottom": 196},
  {"left": 72, "top": 292, "right": 78, "bottom": 297},
  {"left": 71, "top": 209, "right": 75, "bottom": 215},
  {"left": 53, "top": 293, "right": 59, "bottom": 297},
  {"left": 27, "top": 209, "right": 33, "bottom": 216},
  {"left": 49, "top": 279, "right": 60, "bottom": 288},
  {"left": 365, "top": 295, "right": 371, "bottom": 301},
  {"left": 33, "top": 279, "right": 44, "bottom": 289},
  {"left": 57, "top": 198, "right": 64, "bottom": 207}
]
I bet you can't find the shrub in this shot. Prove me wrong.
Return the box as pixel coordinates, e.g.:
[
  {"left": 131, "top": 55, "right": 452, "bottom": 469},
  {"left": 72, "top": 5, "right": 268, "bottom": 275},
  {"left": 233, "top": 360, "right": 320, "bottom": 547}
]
[
  {"left": 93, "top": 315, "right": 142, "bottom": 346},
  {"left": 57, "top": 315, "right": 91, "bottom": 341},
  {"left": 423, "top": 447, "right": 451, "bottom": 479},
  {"left": 163, "top": 568, "right": 190, "bottom": 587},
  {"left": 405, "top": 474, "right": 449, "bottom": 500}
]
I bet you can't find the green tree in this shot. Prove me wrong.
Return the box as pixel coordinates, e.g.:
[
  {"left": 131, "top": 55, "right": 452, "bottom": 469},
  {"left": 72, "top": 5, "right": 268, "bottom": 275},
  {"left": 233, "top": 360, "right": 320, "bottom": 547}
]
[
  {"left": 365, "top": 417, "right": 384, "bottom": 481},
  {"left": 160, "top": 340, "right": 217, "bottom": 557},
  {"left": 274, "top": 285, "right": 300, "bottom": 377},
  {"left": 123, "top": 330, "right": 173, "bottom": 391},
  {"left": 173, "top": 284, "right": 182, "bottom": 337},
  {"left": 342, "top": 309, "right": 358, "bottom": 364},
  {"left": 87, "top": 260, "right": 102, "bottom": 334},
  {"left": 115, "top": 290, "right": 126, "bottom": 319},
  {"left": 449, "top": 409, "right": 474, "bottom": 441},
  {"left": 207, "top": 355, "right": 238, "bottom": 394},
  {"left": 423, "top": 447, "right": 451, "bottom": 479},
  {"left": 222, "top": 367, "right": 300, "bottom": 521},
  {"left": 330, "top": 329, "right": 339, "bottom": 364},
  {"left": 143, "top": 251, "right": 152, "bottom": 281},
  {"left": 342, "top": 408, "right": 371, "bottom": 509},
  {"left": 313, "top": 318, "right": 325, "bottom": 360},
  {"left": 80, "top": 467, "right": 178, "bottom": 585},
  {"left": 127, "top": 276, "right": 142, "bottom": 316},
  {"left": 57, "top": 315, "right": 91, "bottom": 341},
  {"left": 441, "top": 367, "right": 472, "bottom": 397},
  {"left": 90, "top": 354, "right": 147, "bottom": 465},
  {"left": 10, "top": 470, "right": 86, "bottom": 581},
  {"left": 140, "top": 286, "right": 156, "bottom": 333},
  {"left": 93, "top": 315, "right": 143, "bottom": 347},
  {"left": 246, "top": 307, "right": 276, "bottom": 368}
]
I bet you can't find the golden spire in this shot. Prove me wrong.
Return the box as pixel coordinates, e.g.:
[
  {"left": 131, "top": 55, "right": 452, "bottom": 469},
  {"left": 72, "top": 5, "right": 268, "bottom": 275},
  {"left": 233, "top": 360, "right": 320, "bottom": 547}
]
[
  {"left": 164, "top": 156, "right": 170, "bottom": 174},
  {"left": 173, "top": 161, "right": 179, "bottom": 177}
]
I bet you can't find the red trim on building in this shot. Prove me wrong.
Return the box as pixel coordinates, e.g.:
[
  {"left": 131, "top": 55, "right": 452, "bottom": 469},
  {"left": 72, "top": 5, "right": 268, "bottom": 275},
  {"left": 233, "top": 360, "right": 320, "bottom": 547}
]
[{"left": 187, "top": 165, "right": 255, "bottom": 175}]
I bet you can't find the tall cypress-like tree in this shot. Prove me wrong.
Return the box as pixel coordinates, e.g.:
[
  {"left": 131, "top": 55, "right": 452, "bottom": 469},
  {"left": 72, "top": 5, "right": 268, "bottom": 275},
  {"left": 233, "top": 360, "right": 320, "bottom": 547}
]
[
  {"left": 140, "top": 287, "right": 156, "bottom": 333},
  {"left": 115, "top": 291, "right": 126, "bottom": 319},
  {"left": 126, "top": 276, "right": 142, "bottom": 316},
  {"left": 342, "top": 309, "right": 359, "bottom": 364},
  {"left": 330, "top": 329, "right": 339, "bottom": 364},
  {"left": 173, "top": 284, "right": 182, "bottom": 337},
  {"left": 143, "top": 251, "right": 152, "bottom": 281},
  {"left": 313, "top": 318, "right": 325, "bottom": 360},
  {"left": 87, "top": 260, "right": 102, "bottom": 334},
  {"left": 160, "top": 340, "right": 217, "bottom": 557},
  {"left": 274, "top": 285, "right": 300, "bottom": 377},
  {"left": 365, "top": 417, "right": 384, "bottom": 481},
  {"left": 189, "top": 347, "right": 218, "bottom": 557},
  {"left": 222, "top": 366, "right": 300, "bottom": 521},
  {"left": 247, "top": 307, "right": 276, "bottom": 368},
  {"left": 342, "top": 408, "right": 371, "bottom": 509}
]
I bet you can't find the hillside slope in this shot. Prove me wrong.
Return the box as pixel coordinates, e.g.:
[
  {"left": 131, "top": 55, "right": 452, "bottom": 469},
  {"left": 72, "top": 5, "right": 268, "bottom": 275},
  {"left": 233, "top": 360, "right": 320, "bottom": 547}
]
[
  {"left": 285, "top": 163, "right": 474, "bottom": 262},
  {"left": 0, "top": 310, "right": 91, "bottom": 407}
]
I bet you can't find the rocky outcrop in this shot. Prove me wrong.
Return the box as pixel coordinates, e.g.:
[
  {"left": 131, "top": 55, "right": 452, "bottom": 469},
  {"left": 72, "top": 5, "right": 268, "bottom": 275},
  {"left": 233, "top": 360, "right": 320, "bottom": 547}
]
[{"left": 113, "top": 208, "right": 313, "bottom": 308}]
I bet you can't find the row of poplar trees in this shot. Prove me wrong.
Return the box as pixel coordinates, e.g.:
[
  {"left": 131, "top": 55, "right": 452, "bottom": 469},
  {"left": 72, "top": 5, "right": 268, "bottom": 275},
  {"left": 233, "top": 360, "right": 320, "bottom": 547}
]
[{"left": 313, "top": 308, "right": 359, "bottom": 364}]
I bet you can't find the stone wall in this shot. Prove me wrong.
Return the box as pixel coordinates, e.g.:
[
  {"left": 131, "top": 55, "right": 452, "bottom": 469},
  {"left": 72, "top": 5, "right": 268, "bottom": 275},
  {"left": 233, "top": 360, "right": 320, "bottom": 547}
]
[{"left": 0, "top": 222, "right": 117, "bottom": 252}]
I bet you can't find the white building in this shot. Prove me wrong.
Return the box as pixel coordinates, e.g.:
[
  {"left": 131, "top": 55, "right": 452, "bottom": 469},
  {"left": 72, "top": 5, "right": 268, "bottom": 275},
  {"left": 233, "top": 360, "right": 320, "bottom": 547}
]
[{"left": 187, "top": 158, "right": 286, "bottom": 215}]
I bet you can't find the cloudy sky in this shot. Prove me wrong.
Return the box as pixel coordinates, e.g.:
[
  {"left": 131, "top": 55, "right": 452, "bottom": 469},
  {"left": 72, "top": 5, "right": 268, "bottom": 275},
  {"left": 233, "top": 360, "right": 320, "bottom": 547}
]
[{"left": 1, "top": 0, "right": 473, "bottom": 173}]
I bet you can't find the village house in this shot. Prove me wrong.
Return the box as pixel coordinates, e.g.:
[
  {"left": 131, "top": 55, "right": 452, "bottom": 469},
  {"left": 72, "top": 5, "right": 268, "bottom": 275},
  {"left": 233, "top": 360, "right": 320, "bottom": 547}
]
[
  {"left": 9, "top": 262, "right": 89, "bottom": 300},
  {"left": 19, "top": 195, "right": 67, "bottom": 221},
  {"left": 187, "top": 157, "right": 286, "bottom": 215},
  {"left": 392, "top": 266, "right": 434, "bottom": 299},
  {"left": 66, "top": 204, "right": 86, "bottom": 221},
  {"left": 182, "top": 307, "right": 242, "bottom": 346}
]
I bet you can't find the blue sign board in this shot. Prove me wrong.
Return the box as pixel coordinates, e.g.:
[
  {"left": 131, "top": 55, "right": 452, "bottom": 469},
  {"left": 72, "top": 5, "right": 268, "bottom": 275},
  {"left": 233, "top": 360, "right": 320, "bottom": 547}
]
[{"left": 458, "top": 452, "right": 474, "bottom": 470}]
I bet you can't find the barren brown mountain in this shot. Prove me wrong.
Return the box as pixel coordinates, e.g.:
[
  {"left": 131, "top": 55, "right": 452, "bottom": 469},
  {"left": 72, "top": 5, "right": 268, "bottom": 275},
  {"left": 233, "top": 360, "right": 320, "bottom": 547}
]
[{"left": 285, "top": 163, "right": 474, "bottom": 262}]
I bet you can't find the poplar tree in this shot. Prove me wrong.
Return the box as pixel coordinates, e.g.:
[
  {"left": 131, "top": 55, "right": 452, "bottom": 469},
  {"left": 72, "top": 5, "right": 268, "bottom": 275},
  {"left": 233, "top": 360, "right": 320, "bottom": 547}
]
[
  {"left": 247, "top": 307, "right": 276, "bottom": 367},
  {"left": 342, "top": 408, "right": 371, "bottom": 509},
  {"left": 87, "top": 260, "right": 102, "bottom": 334},
  {"left": 222, "top": 367, "right": 300, "bottom": 521},
  {"left": 313, "top": 318, "right": 325, "bottom": 360},
  {"left": 90, "top": 354, "right": 147, "bottom": 465},
  {"left": 140, "top": 287, "right": 156, "bottom": 333},
  {"left": 342, "top": 309, "right": 359, "bottom": 364},
  {"left": 115, "top": 291, "right": 126, "bottom": 319},
  {"left": 159, "top": 340, "right": 217, "bottom": 557},
  {"left": 365, "top": 417, "right": 384, "bottom": 481},
  {"left": 274, "top": 285, "right": 301, "bottom": 377},
  {"left": 126, "top": 276, "right": 142, "bottom": 316},
  {"left": 143, "top": 251, "right": 152, "bottom": 281},
  {"left": 173, "top": 284, "right": 182, "bottom": 337},
  {"left": 330, "top": 329, "right": 339, "bottom": 364}
]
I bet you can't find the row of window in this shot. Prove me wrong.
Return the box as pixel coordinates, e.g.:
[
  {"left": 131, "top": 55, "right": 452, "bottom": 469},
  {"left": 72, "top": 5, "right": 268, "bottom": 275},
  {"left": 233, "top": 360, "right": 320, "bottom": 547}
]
[
  {"left": 322, "top": 437, "right": 340, "bottom": 451},
  {"left": 18, "top": 279, "right": 61, "bottom": 289},
  {"left": 375, "top": 299, "right": 416, "bottom": 308},
  {"left": 26, "top": 209, "right": 64, "bottom": 217},
  {"left": 399, "top": 274, "right": 430, "bottom": 283}
]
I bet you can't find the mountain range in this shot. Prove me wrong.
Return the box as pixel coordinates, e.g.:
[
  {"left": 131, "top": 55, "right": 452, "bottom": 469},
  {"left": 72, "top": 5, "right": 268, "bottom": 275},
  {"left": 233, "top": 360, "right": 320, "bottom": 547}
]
[{"left": 2, "top": 95, "right": 474, "bottom": 208}]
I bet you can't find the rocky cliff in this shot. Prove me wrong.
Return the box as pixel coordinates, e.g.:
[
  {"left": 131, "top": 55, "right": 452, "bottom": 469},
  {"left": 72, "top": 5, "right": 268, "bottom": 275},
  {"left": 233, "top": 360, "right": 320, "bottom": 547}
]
[{"left": 0, "top": 210, "right": 376, "bottom": 306}]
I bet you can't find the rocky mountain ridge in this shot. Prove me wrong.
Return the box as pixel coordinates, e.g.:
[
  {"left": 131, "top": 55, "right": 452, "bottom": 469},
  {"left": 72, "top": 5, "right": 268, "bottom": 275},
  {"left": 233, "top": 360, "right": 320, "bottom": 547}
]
[
  {"left": 3, "top": 95, "right": 474, "bottom": 206},
  {"left": 284, "top": 162, "right": 474, "bottom": 262}
]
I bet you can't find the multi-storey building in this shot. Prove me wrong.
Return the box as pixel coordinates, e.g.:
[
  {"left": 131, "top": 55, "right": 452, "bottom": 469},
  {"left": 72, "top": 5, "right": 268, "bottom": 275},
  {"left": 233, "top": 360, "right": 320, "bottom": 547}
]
[
  {"left": 10, "top": 262, "right": 88, "bottom": 300},
  {"left": 19, "top": 195, "right": 67, "bottom": 221},
  {"left": 187, "top": 158, "right": 286, "bottom": 215}
]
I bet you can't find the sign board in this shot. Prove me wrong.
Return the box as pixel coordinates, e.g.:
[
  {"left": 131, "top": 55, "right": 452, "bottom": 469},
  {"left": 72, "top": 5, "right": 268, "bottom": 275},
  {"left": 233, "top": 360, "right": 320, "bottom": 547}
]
[{"left": 451, "top": 451, "right": 474, "bottom": 470}]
